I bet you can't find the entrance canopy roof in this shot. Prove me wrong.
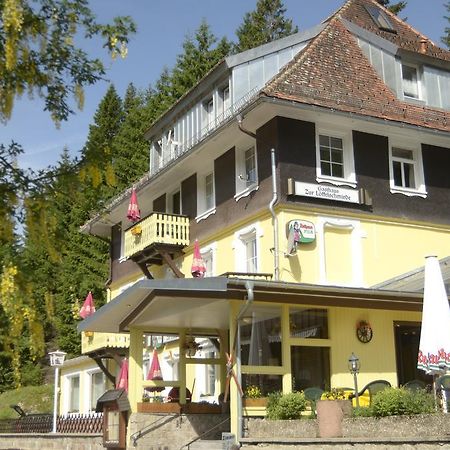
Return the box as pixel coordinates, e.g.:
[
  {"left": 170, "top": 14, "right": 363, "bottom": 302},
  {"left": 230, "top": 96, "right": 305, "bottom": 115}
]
[{"left": 78, "top": 277, "right": 427, "bottom": 335}]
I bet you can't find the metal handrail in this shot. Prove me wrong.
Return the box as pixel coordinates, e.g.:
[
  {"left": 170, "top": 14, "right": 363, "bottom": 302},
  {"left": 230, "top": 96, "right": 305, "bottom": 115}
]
[
  {"left": 130, "top": 413, "right": 180, "bottom": 447},
  {"left": 179, "top": 415, "right": 230, "bottom": 450}
]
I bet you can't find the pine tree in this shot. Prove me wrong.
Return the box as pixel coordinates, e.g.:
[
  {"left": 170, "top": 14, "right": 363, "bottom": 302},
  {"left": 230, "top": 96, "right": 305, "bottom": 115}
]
[
  {"left": 171, "top": 21, "right": 231, "bottom": 99},
  {"left": 376, "top": 0, "right": 407, "bottom": 15},
  {"left": 443, "top": 2, "right": 450, "bottom": 48},
  {"left": 112, "top": 84, "right": 152, "bottom": 190},
  {"left": 234, "top": 0, "right": 298, "bottom": 53}
]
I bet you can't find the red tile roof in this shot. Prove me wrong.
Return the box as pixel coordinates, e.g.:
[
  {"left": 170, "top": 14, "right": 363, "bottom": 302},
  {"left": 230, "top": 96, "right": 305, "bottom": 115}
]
[
  {"left": 339, "top": 0, "right": 450, "bottom": 61},
  {"left": 262, "top": 0, "right": 450, "bottom": 133}
]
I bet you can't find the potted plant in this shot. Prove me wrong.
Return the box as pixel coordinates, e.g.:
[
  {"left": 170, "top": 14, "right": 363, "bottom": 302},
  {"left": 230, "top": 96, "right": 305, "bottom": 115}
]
[
  {"left": 130, "top": 224, "right": 142, "bottom": 236},
  {"left": 243, "top": 385, "right": 268, "bottom": 407},
  {"left": 316, "top": 389, "right": 352, "bottom": 438}
]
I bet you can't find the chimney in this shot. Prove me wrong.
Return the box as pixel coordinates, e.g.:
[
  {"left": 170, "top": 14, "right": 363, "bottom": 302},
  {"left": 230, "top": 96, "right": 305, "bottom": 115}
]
[{"left": 419, "top": 38, "right": 428, "bottom": 54}]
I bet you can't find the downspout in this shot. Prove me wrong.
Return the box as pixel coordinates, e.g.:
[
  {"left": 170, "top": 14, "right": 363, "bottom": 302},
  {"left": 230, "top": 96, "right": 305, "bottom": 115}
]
[
  {"left": 236, "top": 115, "right": 279, "bottom": 281},
  {"left": 236, "top": 114, "right": 257, "bottom": 139},
  {"left": 235, "top": 280, "right": 254, "bottom": 442},
  {"left": 269, "top": 148, "right": 280, "bottom": 281}
]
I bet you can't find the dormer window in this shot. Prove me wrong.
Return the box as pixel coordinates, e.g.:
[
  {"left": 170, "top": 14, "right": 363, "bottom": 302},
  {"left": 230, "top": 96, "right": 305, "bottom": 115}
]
[
  {"left": 402, "top": 63, "right": 421, "bottom": 100},
  {"left": 364, "top": 5, "right": 396, "bottom": 33}
]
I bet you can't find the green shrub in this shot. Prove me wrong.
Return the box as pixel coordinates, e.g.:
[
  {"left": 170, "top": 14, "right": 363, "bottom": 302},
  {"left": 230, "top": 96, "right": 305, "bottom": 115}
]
[
  {"left": 371, "top": 387, "right": 435, "bottom": 417},
  {"left": 266, "top": 391, "right": 307, "bottom": 420}
]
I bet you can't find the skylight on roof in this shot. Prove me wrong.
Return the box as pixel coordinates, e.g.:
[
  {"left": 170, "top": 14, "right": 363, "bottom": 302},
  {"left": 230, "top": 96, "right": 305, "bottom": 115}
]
[{"left": 364, "top": 5, "right": 397, "bottom": 33}]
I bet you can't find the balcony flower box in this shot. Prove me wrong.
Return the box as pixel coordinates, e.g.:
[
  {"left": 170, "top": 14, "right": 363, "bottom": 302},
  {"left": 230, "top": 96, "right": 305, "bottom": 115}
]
[
  {"left": 130, "top": 225, "right": 142, "bottom": 236},
  {"left": 137, "top": 402, "right": 181, "bottom": 414},
  {"left": 181, "top": 402, "right": 223, "bottom": 414},
  {"left": 243, "top": 398, "right": 268, "bottom": 407}
]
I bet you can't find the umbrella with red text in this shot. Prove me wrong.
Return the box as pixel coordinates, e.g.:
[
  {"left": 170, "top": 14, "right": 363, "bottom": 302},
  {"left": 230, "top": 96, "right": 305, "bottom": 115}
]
[
  {"left": 127, "top": 188, "right": 141, "bottom": 222},
  {"left": 79, "top": 291, "right": 95, "bottom": 319},
  {"left": 191, "top": 240, "right": 206, "bottom": 278},
  {"left": 116, "top": 358, "right": 129, "bottom": 392}
]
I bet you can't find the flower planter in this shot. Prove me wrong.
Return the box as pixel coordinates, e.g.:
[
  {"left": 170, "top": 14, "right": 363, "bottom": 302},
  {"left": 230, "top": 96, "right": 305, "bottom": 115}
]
[
  {"left": 316, "top": 399, "right": 352, "bottom": 438},
  {"left": 181, "top": 403, "right": 223, "bottom": 414},
  {"left": 137, "top": 402, "right": 181, "bottom": 414},
  {"left": 243, "top": 398, "right": 268, "bottom": 407}
]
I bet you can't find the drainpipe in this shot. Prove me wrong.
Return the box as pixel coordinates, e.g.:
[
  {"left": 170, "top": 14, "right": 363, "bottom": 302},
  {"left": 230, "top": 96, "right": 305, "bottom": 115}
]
[
  {"left": 269, "top": 148, "right": 280, "bottom": 281},
  {"left": 235, "top": 280, "right": 254, "bottom": 442},
  {"left": 236, "top": 114, "right": 257, "bottom": 139},
  {"left": 236, "top": 115, "right": 279, "bottom": 281}
]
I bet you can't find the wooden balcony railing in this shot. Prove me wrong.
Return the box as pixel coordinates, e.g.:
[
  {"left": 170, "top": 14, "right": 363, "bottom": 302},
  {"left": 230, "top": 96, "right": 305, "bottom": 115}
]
[
  {"left": 81, "top": 331, "right": 130, "bottom": 354},
  {"left": 124, "top": 213, "right": 190, "bottom": 259}
]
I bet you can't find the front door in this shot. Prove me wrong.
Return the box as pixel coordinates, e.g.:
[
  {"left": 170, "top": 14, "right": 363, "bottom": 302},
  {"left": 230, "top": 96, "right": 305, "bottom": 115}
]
[{"left": 394, "top": 322, "right": 432, "bottom": 386}]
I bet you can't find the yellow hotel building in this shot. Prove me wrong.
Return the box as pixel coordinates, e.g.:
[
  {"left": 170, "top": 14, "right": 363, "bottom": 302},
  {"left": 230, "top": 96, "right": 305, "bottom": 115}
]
[{"left": 67, "top": 0, "right": 450, "bottom": 447}]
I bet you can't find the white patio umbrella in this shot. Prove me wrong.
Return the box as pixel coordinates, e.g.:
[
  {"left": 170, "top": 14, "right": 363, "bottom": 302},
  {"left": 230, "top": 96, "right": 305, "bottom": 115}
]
[{"left": 417, "top": 256, "right": 450, "bottom": 411}]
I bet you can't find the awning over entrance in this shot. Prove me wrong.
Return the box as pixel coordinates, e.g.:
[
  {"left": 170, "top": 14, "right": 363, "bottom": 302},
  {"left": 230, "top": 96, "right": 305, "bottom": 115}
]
[
  {"left": 77, "top": 277, "right": 229, "bottom": 333},
  {"left": 78, "top": 276, "right": 427, "bottom": 335}
]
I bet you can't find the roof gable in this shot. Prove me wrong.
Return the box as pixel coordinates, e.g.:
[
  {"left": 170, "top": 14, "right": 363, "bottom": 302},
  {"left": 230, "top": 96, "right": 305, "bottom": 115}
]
[
  {"left": 340, "top": 0, "right": 450, "bottom": 61},
  {"left": 262, "top": 14, "right": 450, "bottom": 132}
]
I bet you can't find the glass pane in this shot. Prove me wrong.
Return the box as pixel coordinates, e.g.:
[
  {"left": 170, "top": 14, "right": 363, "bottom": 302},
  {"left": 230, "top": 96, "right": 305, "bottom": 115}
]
[
  {"left": 321, "top": 162, "right": 331, "bottom": 176},
  {"left": 107, "top": 410, "right": 120, "bottom": 441},
  {"left": 402, "top": 65, "right": 419, "bottom": 98},
  {"left": 245, "top": 148, "right": 256, "bottom": 185},
  {"left": 240, "top": 307, "right": 282, "bottom": 366},
  {"left": 245, "top": 238, "right": 257, "bottom": 272},
  {"left": 331, "top": 162, "right": 343, "bottom": 178},
  {"left": 242, "top": 374, "right": 282, "bottom": 397},
  {"left": 91, "top": 372, "right": 105, "bottom": 410},
  {"left": 331, "top": 149, "right": 343, "bottom": 164},
  {"left": 320, "top": 148, "right": 330, "bottom": 162},
  {"left": 319, "top": 135, "right": 329, "bottom": 146},
  {"left": 393, "top": 160, "right": 403, "bottom": 186},
  {"left": 404, "top": 162, "right": 415, "bottom": 188},
  {"left": 291, "top": 346, "right": 330, "bottom": 391},
  {"left": 330, "top": 137, "right": 343, "bottom": 150},
  {"left": 392, "top": 148, "right": 413, "bottom": 160},
  {"left": 70, "top": 376, "right": 80, "bottom": 412},
  {"left": 290, "top": 308, "right": 329, "bottom": 339}
]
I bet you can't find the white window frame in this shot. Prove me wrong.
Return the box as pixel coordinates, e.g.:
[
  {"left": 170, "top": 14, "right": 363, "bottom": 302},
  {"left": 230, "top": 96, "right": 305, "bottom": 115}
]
[
  {"left": 235, "top": 146, "right": 259, "bottom": 201},
  {"left": 62, "top": 371, "right": 81, "bottom": 415},
  {"left": 388, "top": 139, "right": 426, "bottom": 198},
  {"left": 203, "top": 97, "right": 214, "bottom": 132},
  {"left": 196, "top": 169, "right": 216, "bottom": 222},
  {"left": 87, "top": 368, "right": 106, "bottom": 412},
  {"left": 317, "top": 216, "right": 364, "bottom": 287},
  {"left": 401, "top": 62, "right": 423, "bottom": 101},
  {"left": 167, "top": 188, "right": 182, "bottom": 215},
  {"left": 220, "top": 84, "right": 231, "bottom": 120},
  {"left": 315, "top": 127, "right": 356, "bottom": 188},
  {"left": 200, "top": 242, "right": 217, "bottom": 277},
  {"left": 233, "top": 222, "right": 263, "bottom": 273}
]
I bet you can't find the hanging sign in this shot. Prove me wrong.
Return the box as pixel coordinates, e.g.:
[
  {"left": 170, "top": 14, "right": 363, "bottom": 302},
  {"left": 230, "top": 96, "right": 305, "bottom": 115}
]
[{"left": 287, "top": 220, "right": 316, "bottom": 244}]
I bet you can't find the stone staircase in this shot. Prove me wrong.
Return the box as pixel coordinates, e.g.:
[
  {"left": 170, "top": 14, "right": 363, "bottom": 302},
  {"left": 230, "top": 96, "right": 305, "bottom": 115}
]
[{"left": 189, "top": 439, "right": 224, "bottom": 449}]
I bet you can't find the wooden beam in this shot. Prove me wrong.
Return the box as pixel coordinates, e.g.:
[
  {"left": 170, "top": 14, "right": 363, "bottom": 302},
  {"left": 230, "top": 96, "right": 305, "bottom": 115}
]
[
  {"left": 160, "top": 250, "right": 185, "bottom": 278},
  {"left": 138, "top": 262, "right": 154, "bottom": 279},
  {"left": 91, "top": 356, "right": 115, "bottom": 385}
]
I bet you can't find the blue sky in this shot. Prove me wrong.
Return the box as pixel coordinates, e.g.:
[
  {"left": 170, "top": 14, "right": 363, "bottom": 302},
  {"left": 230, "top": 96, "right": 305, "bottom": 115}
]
[{"left": 2, "top": 0, "right": 448, "bottom": 171}]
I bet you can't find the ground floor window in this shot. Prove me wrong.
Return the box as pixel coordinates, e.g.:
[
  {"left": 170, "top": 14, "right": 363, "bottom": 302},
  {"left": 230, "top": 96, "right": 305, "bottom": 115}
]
[
  {"left": 291, "top": 346, "right": 330, "bottom": 392},
  {"left": 242, "top": 374, "right": 282, "bottom": 397},
  {"left": 240, "top": 306, "right": 282, "bottom": 367}
]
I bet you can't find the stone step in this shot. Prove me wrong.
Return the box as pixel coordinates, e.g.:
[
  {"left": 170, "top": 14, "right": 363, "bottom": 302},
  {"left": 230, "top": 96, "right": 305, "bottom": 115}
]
[{"left": 190, "top": 439, "right": 224, "bottom": 449}]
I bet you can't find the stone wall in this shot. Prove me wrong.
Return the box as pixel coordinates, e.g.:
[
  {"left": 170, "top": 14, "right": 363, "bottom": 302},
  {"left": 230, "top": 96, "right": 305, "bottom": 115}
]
[
  {"left": 128, "top": 412, "right": 230, "bottom": 450},
  {"left": 0, "top": 433, "right": 103, "bottom": 450},
  {"left": 245, "top": 414, "right": 450, "bottom": 440}
]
